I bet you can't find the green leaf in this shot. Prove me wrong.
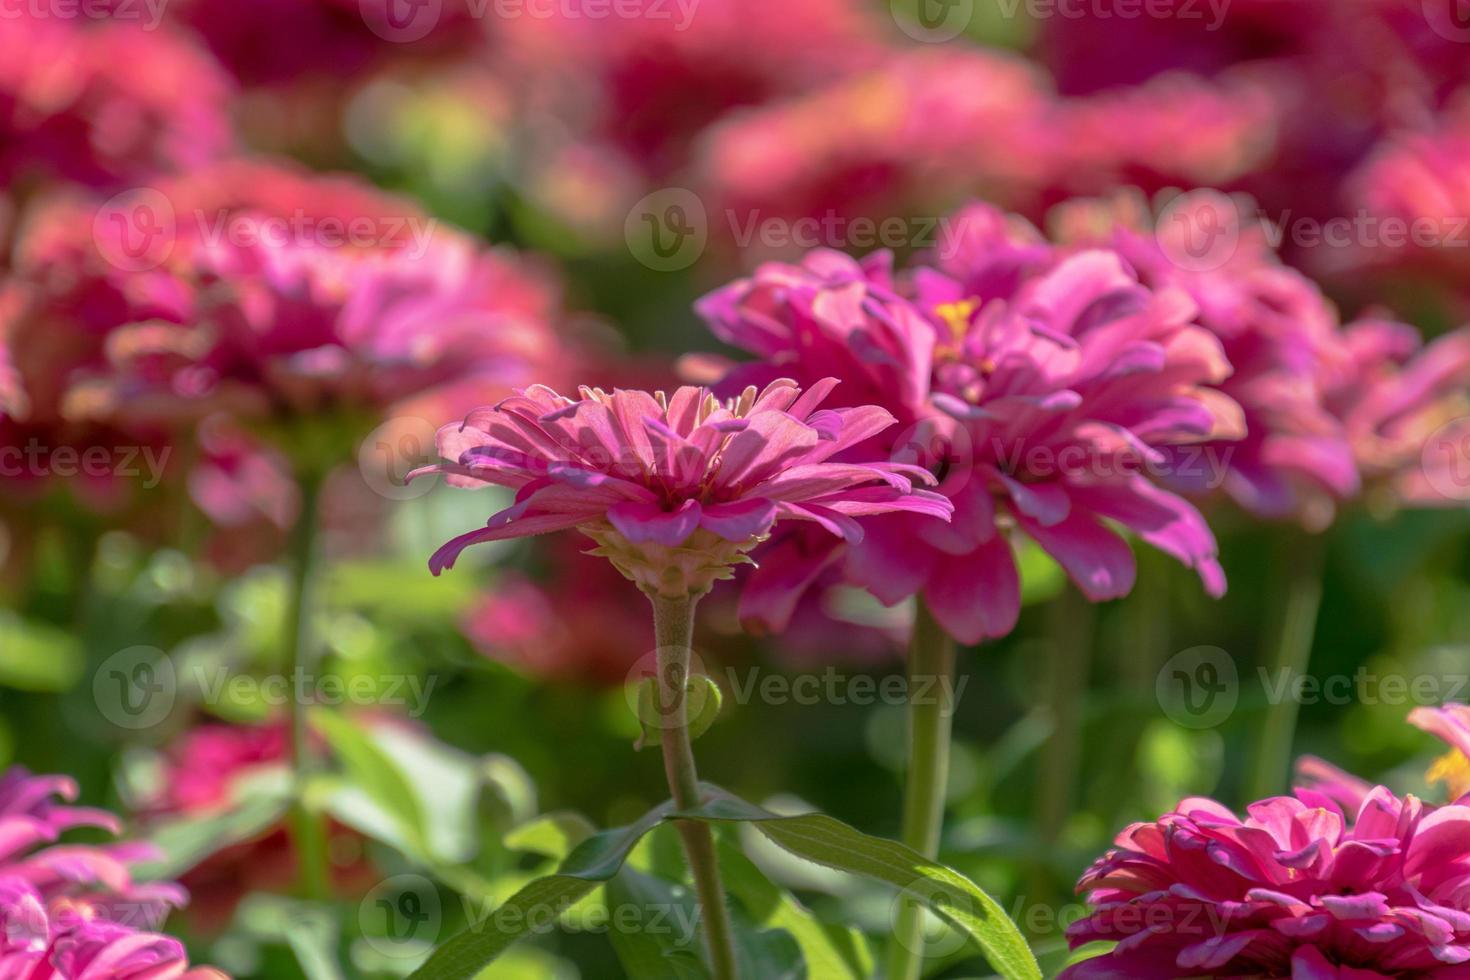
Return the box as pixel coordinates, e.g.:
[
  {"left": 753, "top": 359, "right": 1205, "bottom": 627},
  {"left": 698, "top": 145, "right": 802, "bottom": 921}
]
[
  {"left": 135, "top": 770, "right": 292, "bottom": 880},
  {"left": 680, "top": 793, "right": 1041, "bottom": 980},
  {"left": 504, "top": 812, "right": 598, "bottom": 862},
  {"left": 408, "top": 803, "right": 674, "bottom": 980},
  {"left": 604, "top": 868, "right": 708, "bottom": 979},
  {"left": 0, "top": 614, "right": 83, "bottom": 692},
  {"left": 313, "top": 710, "right": 429, "bottom": 856},
  {"left": 716, "top": 836, "right": 869, "bottom": 980},
  {"left": 409, "top": 789, "right": 1038, "bottom": 980}
]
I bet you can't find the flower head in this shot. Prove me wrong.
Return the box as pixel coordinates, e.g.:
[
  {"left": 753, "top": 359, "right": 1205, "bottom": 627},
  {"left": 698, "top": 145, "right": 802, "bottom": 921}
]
[
  {"left": 0, "top": 15, "right": 232, "bottom": 188},
  {"left": 1052, "top": 190, "right": 1360, "bottom": 526},
  {"left": 1065, "top": 788, "right": 1470, "bottom": 978},
  {"left": 0, "top": 767, "right": 224, "bottom": 979},
  {"left": 6, "top": 163, "right": 570, "bottom": 453},
  {"left": 1321, "top": 320, "right": 1470, "bottom": 511},
  {"left": 696, "top": 205, "right": 1238, "bottom": 642},
  {"left": 419, "top": 379, "right": 952, "bottom": 598}
]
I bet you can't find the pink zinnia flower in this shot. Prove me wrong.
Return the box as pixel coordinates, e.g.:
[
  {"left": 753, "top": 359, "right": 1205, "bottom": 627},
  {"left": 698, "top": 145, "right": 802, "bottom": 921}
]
[
  {"left": 461, "top": 540, "right": 653, "bottom": 686},
  {"left": 697, "top": 49, "right": 1051, "bottom": 245},
  {"left": 695, "top": 205, "right": 1237, "bottom": 643},
  {"left": 136, "top": 722, "right": 376, "bottom": 933},
  {"left": 1051, "top": 190, "right": 1360, "bottom": 526},
  {"left": 8, "top": 163, "right": 570, "bottom": 435},
  {"left": 1320, "top": 319, "right": 1470, "bottom": 510},
  {"left": 0, "top": 767, "right": 224, "bottom": 979},
  {"left": 1043, "top": 72, "right": 1282, "bottom": 203},
  {"left": 501, "top": 0, "right": 884, "bottom": 180},
  {"left": 1065, "top": 788, "right": 1470, "bottom": 978},
  {"left": 0, "top": 15, "right": 232, "bottom": 188},
  {"left": 169, "top": 0, "right": 482, "bottom": 87},
  {"left": 417, "top": 379, "right": 952, "bottom": 598}
]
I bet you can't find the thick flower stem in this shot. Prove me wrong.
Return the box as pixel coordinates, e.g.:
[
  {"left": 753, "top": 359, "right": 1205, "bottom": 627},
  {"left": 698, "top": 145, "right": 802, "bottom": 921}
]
[
  {"left": 287, "top": 473, "right": 330, "bottom": 901},
  {"left": 1248, "top": 532, "right": 1325, "bottom": 800},
  {"left": 648, "top": 593, "right": 739, "bottom": 980},
  {"left": 885, "top": 599, "right": 957, "bottom": 980}
]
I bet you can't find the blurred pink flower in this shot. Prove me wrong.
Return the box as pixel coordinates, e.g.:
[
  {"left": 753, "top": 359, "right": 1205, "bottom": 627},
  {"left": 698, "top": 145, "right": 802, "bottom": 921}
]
[
  {"left": 1340, "top": 117, "right": 1470, "bottom": 319},
  {"left": 0, "top": 767, "right": 224, "bottom": 979},
  {"left": 1043, "top": 71, "right": 1282, "bottom": 203},
  {"left": 463, "top": 557, "right": 652, "bottom": 686},
  {"left": 1065, "top": 789, "right": 1470, "bottom": 978},
  {"left": 696, "top": 206, "right": 1237, "bottom": 642},
  {"left": 418, "top": 379, "right": 951, "bottom": 598},
  {"left": 501, "top": 0, "right": 885, "bottom": 180},
  {"left": 0, "top": 15, "right": 233, "bottom": 188},
  {"left": 140, "top": 722, "right": 376, "bottom": 933},
  {"left": 698, "top": 49, "right": 1051, "bottom": 243},
  {"left": 169, "top": 0, "right": 484, "bottom": 87},
  {"left": 1322, "top": 319, "right": 1470, "bottom": 510},
  {"left": 1052, "top": 190, "right": 1360, "bottom": 526},
  {"left": 8, "top": 162, "right": 572, "bottom": 442}
]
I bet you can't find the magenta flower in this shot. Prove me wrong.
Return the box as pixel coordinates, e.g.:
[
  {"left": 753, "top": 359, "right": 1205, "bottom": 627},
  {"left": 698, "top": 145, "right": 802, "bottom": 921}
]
[
  {"left": 8, "top": 164, "right": 571, "bottom": 437},
  {"left": 0, "top": 15, "right": 232, "bottom": 188},
  {"left": 1052, "top": 190, "right": 1361, "bottom": 526},
  {"left": 697, "top": 49, "right": 1051, "bottom": 243},
  {"left": 417, "top": 379, "right": 952, "bottom": 598},
  {"left": 502, "top": 0, "right": 885, "bottom": 180},
  {"left": 1065, "top": 789, "right": 1470, "bottom": 978},
  {"left": 1320, "top": 320, "right": 1470, "bottom": 510},
  {"left": 1044, "top": 72, "right": 1282, "bottom": 200},
  {"left": 696, "top": 206, "right": 1237, "bottom": 642},
  {"left": 0, "top": 767, "right": 224, "bottom": 979}
]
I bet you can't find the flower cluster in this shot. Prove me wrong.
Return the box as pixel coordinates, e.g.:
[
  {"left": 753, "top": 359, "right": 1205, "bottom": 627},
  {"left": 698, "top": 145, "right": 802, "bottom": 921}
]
[
  {"left": 0, "top": 767, "right": 223, "bottom": 979},
  {"left": 695, "top": 204, "right": 1238, "bottom": 642}
]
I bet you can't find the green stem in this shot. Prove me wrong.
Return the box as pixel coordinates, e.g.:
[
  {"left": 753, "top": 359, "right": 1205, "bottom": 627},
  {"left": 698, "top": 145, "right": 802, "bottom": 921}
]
[
  {"left": 1247, "top": 532, "right": 1325, "bottom": 801},
  {"left": 885, "top": 599, "right": 957, "bottom": 980},
  {"left": 649, "top": 593, "right": 739, "bottom": 980},
  {"left": 288, "top": 474, "right": 330, "bottom": 901}
]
